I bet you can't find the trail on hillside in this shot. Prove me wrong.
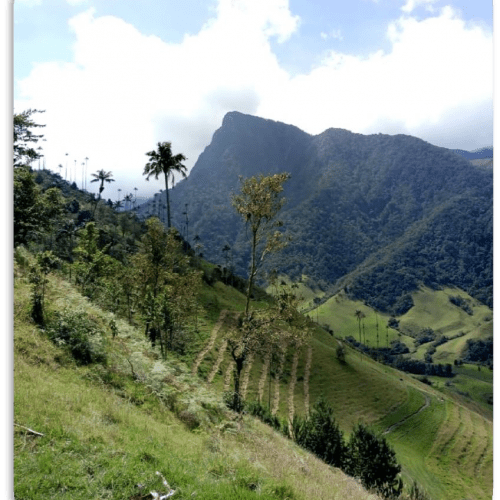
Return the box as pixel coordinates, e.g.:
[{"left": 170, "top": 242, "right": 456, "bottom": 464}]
[
  {"left": 257, "top": 351, "right": 271, "bottom": 404},
  {"left": 384, "top": 394, "right": 431, "bottom": 435},
  {"left": 271, "top": 347, "right": 287, "bottom": 415},
  {"left": 206, "top": 339, "right": 228, "bottom": 384},
  {"left": 304, "top": 345, "right": 313, "bottom": 415},
  {"left": 287, "top": 349, "right": 300, "bottom": 433},
  {"left": 191, "top": 309, "right": 228, "bottom": 376},
  {"left": 240, "top": 352, "right": 254, "bottom": 401}
]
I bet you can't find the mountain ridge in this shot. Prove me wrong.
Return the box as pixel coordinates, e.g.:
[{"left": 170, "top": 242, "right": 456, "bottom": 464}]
[{"left": 137, "top": 112, "right": 492, "bottom": 313}]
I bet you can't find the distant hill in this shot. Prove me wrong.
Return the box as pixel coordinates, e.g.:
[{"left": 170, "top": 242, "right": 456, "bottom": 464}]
[
  {"left": 451, "top": 147, "right": 493, "bottom": 161},
  {"left": 137, "top": 112, "right": 492, "bottom": 314}
]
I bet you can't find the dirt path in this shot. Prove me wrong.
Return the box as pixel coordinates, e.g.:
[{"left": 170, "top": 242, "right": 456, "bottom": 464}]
[
  {"left": 287, "top": 349, "right": 300, "bottom": 433},
  {"left": 206, "top": 339, "right": 228, "bottom": 384},
  {"left": 384, "top": 394, "right": 431, "bottom": 435},
  {"left": 271, "top": 348, "right": 287, "bottom": 415},
  {"left": 191, "top": 310, "right": 228, "bottom": 376},
  {"left": 303, "top": 345, "right": 313, "bottom": 415},
  {"left": 257, "top": 351, "right": 271, "bottom": 404}
]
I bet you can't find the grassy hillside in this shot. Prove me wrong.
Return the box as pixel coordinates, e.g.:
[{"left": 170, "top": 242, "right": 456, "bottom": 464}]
[
  {"left": 14, "top": 250, "right": 492, "bottom": 500},
  {"left": 14, "top": 262, "right": 381, "bottom": 500},
  {"left": 261, "top": 282, "right": 493, "bottom": 499}
]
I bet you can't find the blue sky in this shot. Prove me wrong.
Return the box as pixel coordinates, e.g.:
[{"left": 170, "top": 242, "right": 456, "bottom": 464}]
[{"left": 13, "top": 0, "right": 493, "bottom": 199}]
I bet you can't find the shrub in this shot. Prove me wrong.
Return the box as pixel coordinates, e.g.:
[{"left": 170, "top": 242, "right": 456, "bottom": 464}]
[
  {"left": 246, "top": 400, "right": 283, "bottom": 433},
  {"left": 291, "top": 397, "right": 346, "bottom": 469},
  {"left": 307, "top": 397, "right": 346, "bottom": 468},
  {"left": 223, "top": 390, "right": 245, "bottom": 413},
  {"left": 177, "top": 410, "right": 201, "bottom": 430},
  {"left": 46, "top": 311, "right": 107, "bottom": 365},
  {"left": 345, "top": 423, "right": 402, "bottom": 498}
]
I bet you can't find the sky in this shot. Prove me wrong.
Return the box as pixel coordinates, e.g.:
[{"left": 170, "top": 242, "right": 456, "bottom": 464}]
[{"left": 13, "top": 0, "right": 493, "bottom": 201}]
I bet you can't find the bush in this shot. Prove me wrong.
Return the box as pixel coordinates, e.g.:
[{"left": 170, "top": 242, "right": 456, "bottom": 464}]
[
  {"left": 345, "top": 423, "right": 402, "bottom": 498},
  {"left": 46, "top": 311, "right": 107, "bottom": 365},
  {"left": 246, "top": 400, "right": 285, "bottom": 433},
  {"left": 292, "top": 396, "right": 346, "bottom": 469}
]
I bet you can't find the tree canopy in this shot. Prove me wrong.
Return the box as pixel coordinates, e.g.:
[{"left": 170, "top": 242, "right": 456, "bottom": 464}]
[{"left": 143, "top": 142, "right": 187, "bottom": 228}]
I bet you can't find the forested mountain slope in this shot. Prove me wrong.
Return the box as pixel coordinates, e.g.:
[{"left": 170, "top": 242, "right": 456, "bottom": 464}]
[{"left": 137, "top": 112, "right": 492, "bottom": 314}]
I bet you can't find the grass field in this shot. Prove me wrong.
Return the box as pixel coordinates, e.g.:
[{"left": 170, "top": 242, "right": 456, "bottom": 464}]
[
  {"left": 14, "top": 263, "right": 493, "bottom": 500},
  {"left": 14, "top": 271, "right": 381, "bottom": 500}
]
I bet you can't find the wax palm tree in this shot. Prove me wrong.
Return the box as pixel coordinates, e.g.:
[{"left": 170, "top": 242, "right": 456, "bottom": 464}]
[
  {"left": 143, "top": 142, "right": 187, "bottom": 228},
  {"left": 354, "top": 309, "right": 365, "bottom": 344},
  {"left": 113, "top": 200, "right": 123, "bottom": 211},
  {"left": 90, "top": 169, "right": 115, "bottom": 199},
  {"left": 124, "top": 193, "right": 133, "bottom": 211},
  {"left": 90, "top": 169, "right": 115, "bottom": 217}
]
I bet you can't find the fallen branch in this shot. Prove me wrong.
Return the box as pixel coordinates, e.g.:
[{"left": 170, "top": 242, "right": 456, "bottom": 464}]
[{"left": 14, "top": 423, "right": 44, "bottom": 437}]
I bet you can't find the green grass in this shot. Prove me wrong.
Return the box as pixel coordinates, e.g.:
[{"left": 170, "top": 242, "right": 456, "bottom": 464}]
[
  {"left": 14, "top": 263, "right": 493, "bottom": 500},
  {"left": 14, "top": 270, "right": 380, "bottom": 500}
]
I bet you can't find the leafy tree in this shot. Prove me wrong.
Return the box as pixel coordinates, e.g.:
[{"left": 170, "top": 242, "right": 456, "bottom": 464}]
[
  {"left": 14, "top": 167, "right": 44, "bottom": 246},
  {"left": 345, "top": 423, "right": 402, "bottom": 497},
  {"left": 40, "top": 187, "right": 66, "bottom": 249},
  {"left": 13, "top": 109, "right": 45, "bottom": 167},
  {"left": 55, "top": 220, "right": 79, "bottom": 281},
  {"left": 133, "top": 218, "right": 201, "bottom": 357},
  {"left": 28, "top": 251, "right": 60, "bottom": 326},
  {"left": 14, "top": 167, "right": 66, "bottom": 247},
  {"left": 232, "top": 173, "right": 290, "bottom": 315},
  {"left": 73, "top": 222, "right": 117, "bottom": 298},
  {"left": 227, "top": 173, "right": 301, "bottom": 411},
  {"left": 143, "top": 142, "right": 187, "bottom": 229},
  {"left": 293, "top": 396, "right": 346, "bottom": 469}
]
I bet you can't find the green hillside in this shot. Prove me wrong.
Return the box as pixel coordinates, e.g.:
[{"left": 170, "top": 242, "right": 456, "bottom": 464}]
[
  {"left": 14, "top": 263, "right": 381, "bottom": 500},
  {"left": 14, "top": 245, "right": 493, "bottom": 500},
  {"left": 13, "top": 112, "right": 492, "bottom": 500}
]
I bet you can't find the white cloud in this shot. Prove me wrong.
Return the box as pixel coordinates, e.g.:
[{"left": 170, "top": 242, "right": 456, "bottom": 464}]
[
  {"left": 14, "top": 1, "right": 492, "bottom": 199},
  {"left": 66, "top": 0, "right": 88, "bottom": 5},
  {"left": 320, "top": 29, "right": 343, "bottom": 41},
  {"left": 401, "top": 0, "right": 440, "bottom": 14},
  {"left": 15, "top": 1, "right": 296, "bottom": 197},
  {"left": 258, "top": 6, "right": 492, "bottom": 147}
]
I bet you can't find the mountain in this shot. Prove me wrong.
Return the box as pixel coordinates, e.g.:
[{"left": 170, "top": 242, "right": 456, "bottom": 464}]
[
  {"left": 137, "top": 112, "right": 492, "bottom": 314},
  {"left": 451, "top": 147, "right": 493, "bottom": 161}
]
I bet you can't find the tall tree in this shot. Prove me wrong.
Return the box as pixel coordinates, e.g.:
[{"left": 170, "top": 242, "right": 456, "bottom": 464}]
[
  {"left": 354, "top": 309, "right": 365, "bottom": 344},
  {"left": 90, "top": 169, "right": 115, "bottom": 217},
  {"left": 123, "top": 193, "right": 133, "bottom": 211},
  {"left": 232, "top": 173, "right": 291, "bottom": 316},
  {"left": 133, "top": 218, "right": 201, "bottom": 357},
  {"left": 13, "top": 109, "right": 45, "bottom": 168},
  {"left": 143, "top": 142, "right": 187, "bottom": 229},
  {"left": 227, "top": 172, "right": 293, "bottom": 411}
]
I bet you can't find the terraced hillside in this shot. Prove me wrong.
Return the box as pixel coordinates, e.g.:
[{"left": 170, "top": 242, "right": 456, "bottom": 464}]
[
  {"left": 14, "top": 267, "right": 381, "bottom": 500},
  {"left": 14, "top": 251, "right": 492, "bottom": 500},
  {"left": 189, "top": 283, "right": 493, "bottom": 500}
]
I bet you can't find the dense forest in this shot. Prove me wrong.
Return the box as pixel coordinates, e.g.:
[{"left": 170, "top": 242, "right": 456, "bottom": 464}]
[{"left": 136, "top": 112, "right": 492, "bottom": 314}]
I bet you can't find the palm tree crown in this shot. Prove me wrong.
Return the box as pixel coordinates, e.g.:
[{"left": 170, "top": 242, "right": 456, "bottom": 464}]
[
  {"left": 90, "top": 169, "right": 115, "bottom": 199},
  {"left": 143, "top": 141, "right": 187, "bottom": 228}
]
